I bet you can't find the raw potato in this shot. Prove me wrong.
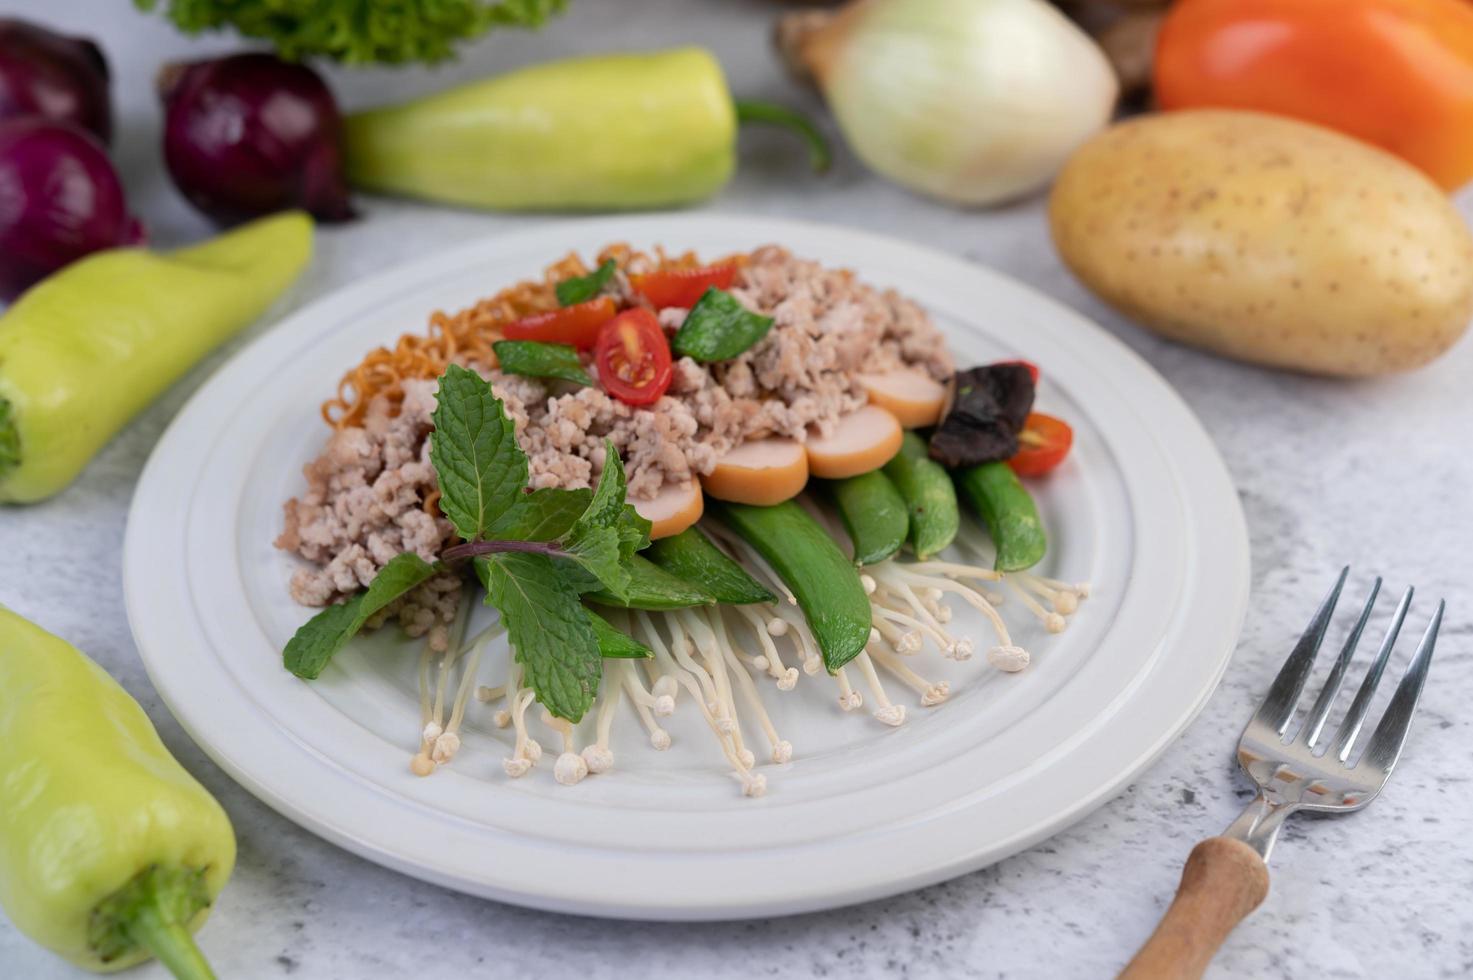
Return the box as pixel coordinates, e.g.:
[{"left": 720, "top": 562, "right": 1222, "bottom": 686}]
[
  {"left": 634, "top": 480, "right": 705, "bottom": 539},
  {"left": 703, "top": 438, "right": 810, "bottom": 505},
  {"left": 1050, "top": 110, "right": 1473, "bottom": 376}
]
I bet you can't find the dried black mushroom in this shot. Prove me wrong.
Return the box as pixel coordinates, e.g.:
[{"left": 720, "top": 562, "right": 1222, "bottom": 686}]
[{"left": 927, "top": 363, "right": 1035, "bottom": 468}]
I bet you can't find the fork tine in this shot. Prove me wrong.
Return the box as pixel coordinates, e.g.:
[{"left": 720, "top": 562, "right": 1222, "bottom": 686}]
[
  {"left": 1331, "top": 585, "right": 1413, "bottom": 763},
  {"left": 1300, "top": 577, "right": 1380, "bottom": 748},
  {"left": 1252, "top": 566, "right": 1348, "bottom": 737},
  {"left": 1357, "top": 601, "right": 1443, "bottom": 774}
]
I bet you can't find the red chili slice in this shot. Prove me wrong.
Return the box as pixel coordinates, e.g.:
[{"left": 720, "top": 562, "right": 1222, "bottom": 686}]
[
  {"left": 502, "top": 296, "right": 617, "bottom": 350},
  {"left": 594, "top": 308, "right": 673, "bottom": 406},
  {"left": 631, "top": 263, "right": 737, "bottom": 309}
]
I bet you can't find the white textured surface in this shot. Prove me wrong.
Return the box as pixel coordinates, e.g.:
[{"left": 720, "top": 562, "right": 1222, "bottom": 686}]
[{"left": 1, "top": 1, "right": 1469, "bottom": 977}]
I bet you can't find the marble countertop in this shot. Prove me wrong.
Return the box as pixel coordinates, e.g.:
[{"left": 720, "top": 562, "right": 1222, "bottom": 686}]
[{"left": 2, "top": 2, "right": 1469, "bottom": 977}]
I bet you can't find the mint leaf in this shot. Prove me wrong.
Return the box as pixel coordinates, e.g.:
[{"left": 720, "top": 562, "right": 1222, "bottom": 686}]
[
  {"left": 485, "top": 488, "right": 592, "bottom": 541},
  {"left": 284, "top": 553, "right": 441, "bottom": 679},
  {"left": 555, "top": 258, "right": 616, "bottom": 306},
  {"left": 560, "top": 442, "right": 635, "bottom": 598},
  {"left": 477, "top": 552, "right": 602, "bottom": 722},
  {"left": 614, "top": 505, "right": 652, "bottom": 562},
  {"left": 573, "top": 439, "right": 628, "bottom": 536},
  {"left": 562, "top": 525, "right": 628, "bottom": 600},
  {"left": 671, "top": 288, "right": 774, "bottom": 362},
  {"left": 586, "top": 607, "right": 651, "bottom": 659},
  {"left": 587, "top": 554, "right": 716, "bottom": 610},
  {"left": 492, "top": 340, "right": 594, "bottom": 388},
  {"left": 430, "top": 364, "right": 528, "bottom": 541}
]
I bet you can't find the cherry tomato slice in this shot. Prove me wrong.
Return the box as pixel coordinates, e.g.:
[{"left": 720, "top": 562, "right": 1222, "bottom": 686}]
[
  {"left": 1008, "top": 412, "right": 1073, "bottom": 477},
  {"left": 631, "top": 263, "right": 737, "bottom": 309},
  {"left": 594, "top": 308, "right": 673, "bottom": 406},
  {"left": 993, "top": 359, "right": 1040, "bottom": 385},
  {"left": 503, "top": 296, "right": 617, "bottom": 350}
]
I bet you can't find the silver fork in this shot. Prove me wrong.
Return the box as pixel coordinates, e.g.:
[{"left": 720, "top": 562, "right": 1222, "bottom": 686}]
[{"left": 1119, "top": 567, "right": 1445, "bottom": 980}]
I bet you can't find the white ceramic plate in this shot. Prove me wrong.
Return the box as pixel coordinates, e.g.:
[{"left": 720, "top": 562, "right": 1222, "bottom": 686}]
[{"left": 125, "top": 215, "right": 1248, "bottom": 920}]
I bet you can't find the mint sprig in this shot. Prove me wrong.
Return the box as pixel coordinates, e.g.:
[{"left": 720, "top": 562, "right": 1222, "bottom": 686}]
[{"left": 284, "top": 369, "right": 667, "bottom": 722}]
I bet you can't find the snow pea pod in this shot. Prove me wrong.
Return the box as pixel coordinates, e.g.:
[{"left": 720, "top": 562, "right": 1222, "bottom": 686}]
[
  {"left": 955, "top": 461, "right": 1047, "bottom": 572},
  {"left": 0, "top": 211, "right": 313, "bottom": 503},
  {"left": 645, "top": 526, "right": 776, "bottom": 604},
  {"left": 885, "top": 431, "right": 959, "bottom": 560},
  {"left": 0, "top": 607, "right": 234, "bottom": 978},
  {"left": 715, "top": 499, "right": 872, "bottom": 672},
  {"left": 827, "top": 470, "right": 908, "bottom": 566},
  {"left": 344, "top": 48, "right": 828, "bottom": 211}
]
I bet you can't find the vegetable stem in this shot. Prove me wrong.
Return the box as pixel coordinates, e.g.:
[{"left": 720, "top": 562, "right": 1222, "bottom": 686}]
[
  {"left": 128, "top": 906, "right": 216, "bottom": 980},
  {"left": 88, "top": 864, "right": 216, "bottom": 980},
  {"left": 440, "top": 538, "right": 572, "bottom": 563},
  {"left": 734, "top": 100, "right": 832, "bottom": 173}
]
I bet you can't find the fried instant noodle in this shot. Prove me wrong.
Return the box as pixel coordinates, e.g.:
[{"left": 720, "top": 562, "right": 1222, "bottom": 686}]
[{"left": 320, "top": 245, "right": 717, "bottom": 429}]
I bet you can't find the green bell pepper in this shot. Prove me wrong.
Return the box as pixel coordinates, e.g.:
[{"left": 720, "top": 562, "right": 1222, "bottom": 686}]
[
  {"left": 0, "top": 210, "right": 313, "bottom": 503},
  {"left": 0, "top": 606, "right": 235, "bottom": 977},
  {"left": 344, "top": 47, "right": 828, "bottom": 210}
]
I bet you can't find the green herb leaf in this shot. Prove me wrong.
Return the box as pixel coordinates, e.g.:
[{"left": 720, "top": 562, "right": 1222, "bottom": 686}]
[
  {"left": 492, "top": 340, "right": 594, "bottom": 387},
  {"left": 555, "top": 258, "right": 616, "bottom": 306},
  {"left": 135, "top": 0, "right": 569, "bottom": 65},
  {"left": 283, "top": 553, "right": 441, "bottom": 679},
  {"left": 587, "top": 554, "right": 716, "bottom": 610},
  {"left": 477, "top": 552, "right": 602, "bottom": 722},
  {"left": 615, "top": 504, "right": 653, "bottom": 559},
  {"left": 430, "top": 364, "right": 528, "bottom": 541},
  {"left": 485, "top": 487, "right": 592, "bottom": 541},
  {"left": 573, "top": 440, "right": 628, "bottom": 536},
  {"left": 562, "top": 525, "right": 629, "bottom": 600},
  {"left": 586, "top": 608, "right": 652, "bottom": 659},
  {"left": 671, "top": 288, "right": 774, "bottom": 362},
  {"left": 560, "top": 441, "right": 634, "bottom": 598}
]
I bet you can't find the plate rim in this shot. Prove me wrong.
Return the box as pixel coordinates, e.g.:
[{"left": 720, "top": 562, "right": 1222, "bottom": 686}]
[{"left": 124, "top": 213, "right": 1249, "bottom": 920}]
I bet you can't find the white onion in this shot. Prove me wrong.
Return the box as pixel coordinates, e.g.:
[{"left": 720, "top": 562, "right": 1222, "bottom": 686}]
[{"left": 790, "top": 0, "right": 1118, "bottom": 206}]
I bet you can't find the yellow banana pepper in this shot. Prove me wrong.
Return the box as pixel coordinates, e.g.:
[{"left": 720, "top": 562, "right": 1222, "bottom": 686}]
[
  {"left": 345, "top": 47, "right": 828, "bottom": 210},
  {"left": 0, "top": 606, "right": 235, "bottom": 977},
  {"left": 0, "top": 210, "right": 313, "bottom": 503}
]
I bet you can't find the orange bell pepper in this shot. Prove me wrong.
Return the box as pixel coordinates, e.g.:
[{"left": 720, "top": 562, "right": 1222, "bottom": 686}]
[{"left": 1154, "top": 0, "right": 1473, "bottom": 189}]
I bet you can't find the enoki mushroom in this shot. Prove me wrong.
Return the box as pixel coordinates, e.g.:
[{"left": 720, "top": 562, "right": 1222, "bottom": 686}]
[{"left": 403, "top": 521, "right": 1089, "bottom": 797}]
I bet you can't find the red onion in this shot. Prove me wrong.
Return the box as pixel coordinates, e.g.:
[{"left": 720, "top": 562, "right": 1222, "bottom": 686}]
[
  {"left": 0, "top": 118, "right": 142, "bottom": 301},
  {"left": 160, "top": 53, "right": 355, "bottom": 226},
  {"left": 0, "top": 19, "right": 112, "bottom": 144}
]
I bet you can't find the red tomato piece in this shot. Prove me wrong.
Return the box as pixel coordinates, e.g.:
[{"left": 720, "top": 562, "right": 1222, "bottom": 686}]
[
  {"left": 503, "top": 296, "right": 617, "bottom": 350},
  {"left": 1008, "top": 413, "right": 1073, "bottom": 477},
  {"left": 594, "top": 308, "right": 673, "bottom": 406},
  {"left": 631, "top": 264, "right": 737, "bottom": 309}
]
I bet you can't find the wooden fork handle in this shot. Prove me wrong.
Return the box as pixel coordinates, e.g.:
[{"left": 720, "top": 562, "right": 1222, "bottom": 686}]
[{"left": 1117, "top": 837, "right": 1270, "bottom": 980}]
